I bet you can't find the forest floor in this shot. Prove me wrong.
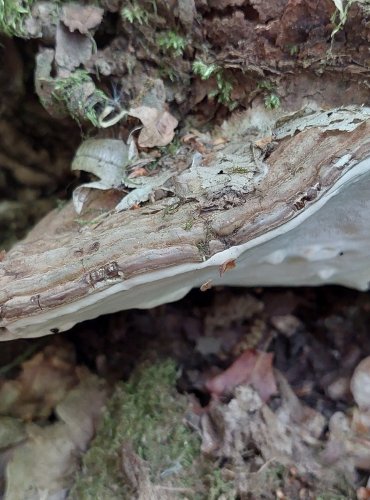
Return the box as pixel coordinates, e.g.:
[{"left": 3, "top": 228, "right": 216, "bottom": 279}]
[{"left": 1, "top": 284, "right": 370, "bottom": 499}]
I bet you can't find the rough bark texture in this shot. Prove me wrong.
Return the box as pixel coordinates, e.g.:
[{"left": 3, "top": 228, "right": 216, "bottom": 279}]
[{"left": 2, "top": 105, "right": 370, "bottom": 339}]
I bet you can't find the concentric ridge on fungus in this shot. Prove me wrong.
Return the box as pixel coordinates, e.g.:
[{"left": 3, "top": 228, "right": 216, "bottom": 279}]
[{"left": 1, "top": 106, "right": 370, "bottom": 339}]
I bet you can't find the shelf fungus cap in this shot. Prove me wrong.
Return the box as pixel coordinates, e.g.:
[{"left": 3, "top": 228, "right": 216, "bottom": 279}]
[{"left": 2, "top": 106, "right": 370, "bottom": 339}]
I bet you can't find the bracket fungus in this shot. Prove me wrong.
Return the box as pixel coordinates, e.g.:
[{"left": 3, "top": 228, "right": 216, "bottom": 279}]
[{"left": 1, "top": 105, "right": 370, "bottom": 340}]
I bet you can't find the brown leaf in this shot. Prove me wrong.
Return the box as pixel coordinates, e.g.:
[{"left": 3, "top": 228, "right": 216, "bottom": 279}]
[
  {"left": 357, "top": 486, "right": 370, "bottom": 500},
  {"left": 254, "top": 135, "right": 273, "bottom": 149},
  {"left": 351, "top": 356, "right": 370, "bottom": 410},
  {"left": 219, "top": 259, "right": 236, "bottom": 277},
  {"left": 128, "top": 106, "right": 178, "bottom": 148},
  {"left": 61, "top": 4, "right": 104, "bottom": 34},
  {"left": 55, "top": 23, "right": 93, "bottom": 72},
  {"left": 0, "top": 343, "right": 78, "bottom": 420},
  {"left": 206, "top": 349, "right": 278, "bottom": 402},
  {"left": 200, "top": 279, "right": 213, "bottom": 292},
  {"left": 182, "top": 132, "right": 208, "bottom": 153},
  {"left": 4, "top": 371, "right": 108, "bottom": 499},
  {"left": 128, "top": 167, "right": 149, "bottom": 178}
]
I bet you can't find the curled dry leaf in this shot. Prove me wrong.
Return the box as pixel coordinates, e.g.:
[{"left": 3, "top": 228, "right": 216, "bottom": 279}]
[
  {"left": 0, "top": 343, "right": 78, "bottom": 420},
  {"left": 182, "top": 131, "right": 209, "bottom": 153},
  {"left": 128, "top": 106, "right": 178, "bottom": 148},
  {"left": 200, "top": 383, "right": 325, "bottom": 483},
  {"left": 254, "top": 135, "right": 273, "bottom": 149},
  {"left": 72, "top": 139, "right": 129, "bottom": 187},
  {"left": 206, "top": 349, "right": 278, "bottom": 402},
  {"left": 129, "top": 167, "right": 149, "bottom": 178},
  {"left": 114, "top": 169, "right": 176, "bottom": 212},
  {"left": 219, "top": 258, "right": 236, "bottom": 277},
  {"left": 200, "top": 279, "right": 213, "bottom": 291},
  {"left": 55, "top": 22, "right": 93, "bottom": 72},
  {"left": 351, "top": 356, "right": 370, "bottom": 410},
  {"left": 357, "top": 486, "right": 370, "bottom": 500},
  {"left": 4, "top": 371, "right": 108, "bottom": 500},
  {"left": 61, "top": 4, "right": 104, "bottom": 34},
  {"left": 323, "top": 410, "right": 370, "bottom": 472},
  {"left": 71, "top": 138, "right": 175, "bottom": 213},
  {"left": 321, "top": 356, "right": 370, "bottom": 472},
  {"left": 71, "top": 138, "right": 129, "bottom": 213}
]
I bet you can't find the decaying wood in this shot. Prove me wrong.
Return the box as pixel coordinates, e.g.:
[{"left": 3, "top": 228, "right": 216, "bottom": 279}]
[{"left": 1, "top": 106, "right": 370, "bottom": 339}]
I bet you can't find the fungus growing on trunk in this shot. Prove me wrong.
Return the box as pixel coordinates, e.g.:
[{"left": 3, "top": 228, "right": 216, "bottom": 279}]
[{"left": 1, "top": 105, "right": 370, "bottom": 340}]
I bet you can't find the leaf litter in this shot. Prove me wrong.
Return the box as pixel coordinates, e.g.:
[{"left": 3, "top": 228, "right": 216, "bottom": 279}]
[
  {"left": 2, "top": 287, "right": 370, "bottom": 497},
  {"left": 0, "top": 342, "right": 108, "bottom": 500}
]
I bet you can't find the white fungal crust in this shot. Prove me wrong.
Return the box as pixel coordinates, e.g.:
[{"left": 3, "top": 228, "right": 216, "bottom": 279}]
[{"left": 1, "top": 106, "right": 370, "bottom": 339}]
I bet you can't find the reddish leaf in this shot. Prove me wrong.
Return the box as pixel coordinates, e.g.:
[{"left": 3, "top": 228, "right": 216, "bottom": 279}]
[
  {"left": 219, "top": 259, "right": 236, "bottom": 277},
  {"left": 206, "top": 349, "right": 278, "bottom": 402},
  {"left": 128, "top": 167, "right": 148, "bottom": 178}
]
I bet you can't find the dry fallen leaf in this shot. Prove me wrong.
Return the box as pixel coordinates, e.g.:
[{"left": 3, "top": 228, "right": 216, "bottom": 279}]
[
  {"left": 61, "top": 4, "right": 104, "bottom": 34},
  {"left": 200, "top": 279, "right": 213, "bottom": 292},
  {"left": 212, "top": 136, "right": 227, "bottom": 146},
  {"left": 206, "top": 349, "right": 278, "bottom": 402},
  {"left": 199, "top": 377, "right": 339, "bottom": 492},
  {"left": 254, "top": 135, "right": 273, "bottom": 149},
  {"left": 351, "top": 356, "right": 370, "bottom": 410},
  {"left": 219, "top": 259, "right": 236, "bottom": 277},
  {"left": 4, "top": 370, "right": 108, "bottom": 499},
  {"left": 182, "top": 132, "right": 208, "bottom": 153},
  {"left": 129, "top": 167, "right": 149, "bottom": 178},
  {"left": 0, "top": 343, "right": 78, "bottom": 420},
  {"left": 322, "top": 410, "right": 370, "bottom": 473},
  {"left": 55, "top": 22, "right": 93, "bottom": 72},
  {"left": 128, "top": 106, "right": 178, "bottom": 148},
  {"left": 357, "top": 485, "right": 370, "bottom": 500}
]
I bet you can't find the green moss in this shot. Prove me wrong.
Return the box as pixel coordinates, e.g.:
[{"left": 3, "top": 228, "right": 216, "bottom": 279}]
[
  {"left": 207, "top": 469, "right": 236, "bottom": 500},
  {"left": 162, "top": 201, "right": 181, "bottom": 218},
  {"left": 196, "top": 240, "right": 210, "bottom": 260},
  {"left": 225, "top": 166, "right": 250, "bottom": 174},
  {"left": 264, "top": 93, "right": 280, "bottom": 110},
  {"left": 0, "top": 0, "right": 34, "bottom": 36},
  {"left": 192, "top": 60, "right": 219, "bottom": 80},
  {"left": 52, "top": 70, "right": 109, "bottom": 127},
  {"left": 184, "top": 219, "right": 194, "bottom": 231},
  {"left": 257, "top": 79, "right": 275, "bottom": 91},
  {"left": 287, "top": 43, "right": 299, "bottom": 56},
  {"left": 157, "top": 30, "right": 186, "bottom": 57},
  {"left": 70, "top": 360, "right": 200, "bottom": 499},
  {"left": 121, "top": 1, "right": 149, "bottom": 25},
  {"left": 159, "top": 136, "right": 181, "bottom": 156},
  {"left": 257, "top": 80, "right": 280, "bottom": 110},
  {"left": 192, "top": 59, "right": 236, "bottom": 110},
  {"left": 158, "top": 65, "right": 178, "bottom": 82}
]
